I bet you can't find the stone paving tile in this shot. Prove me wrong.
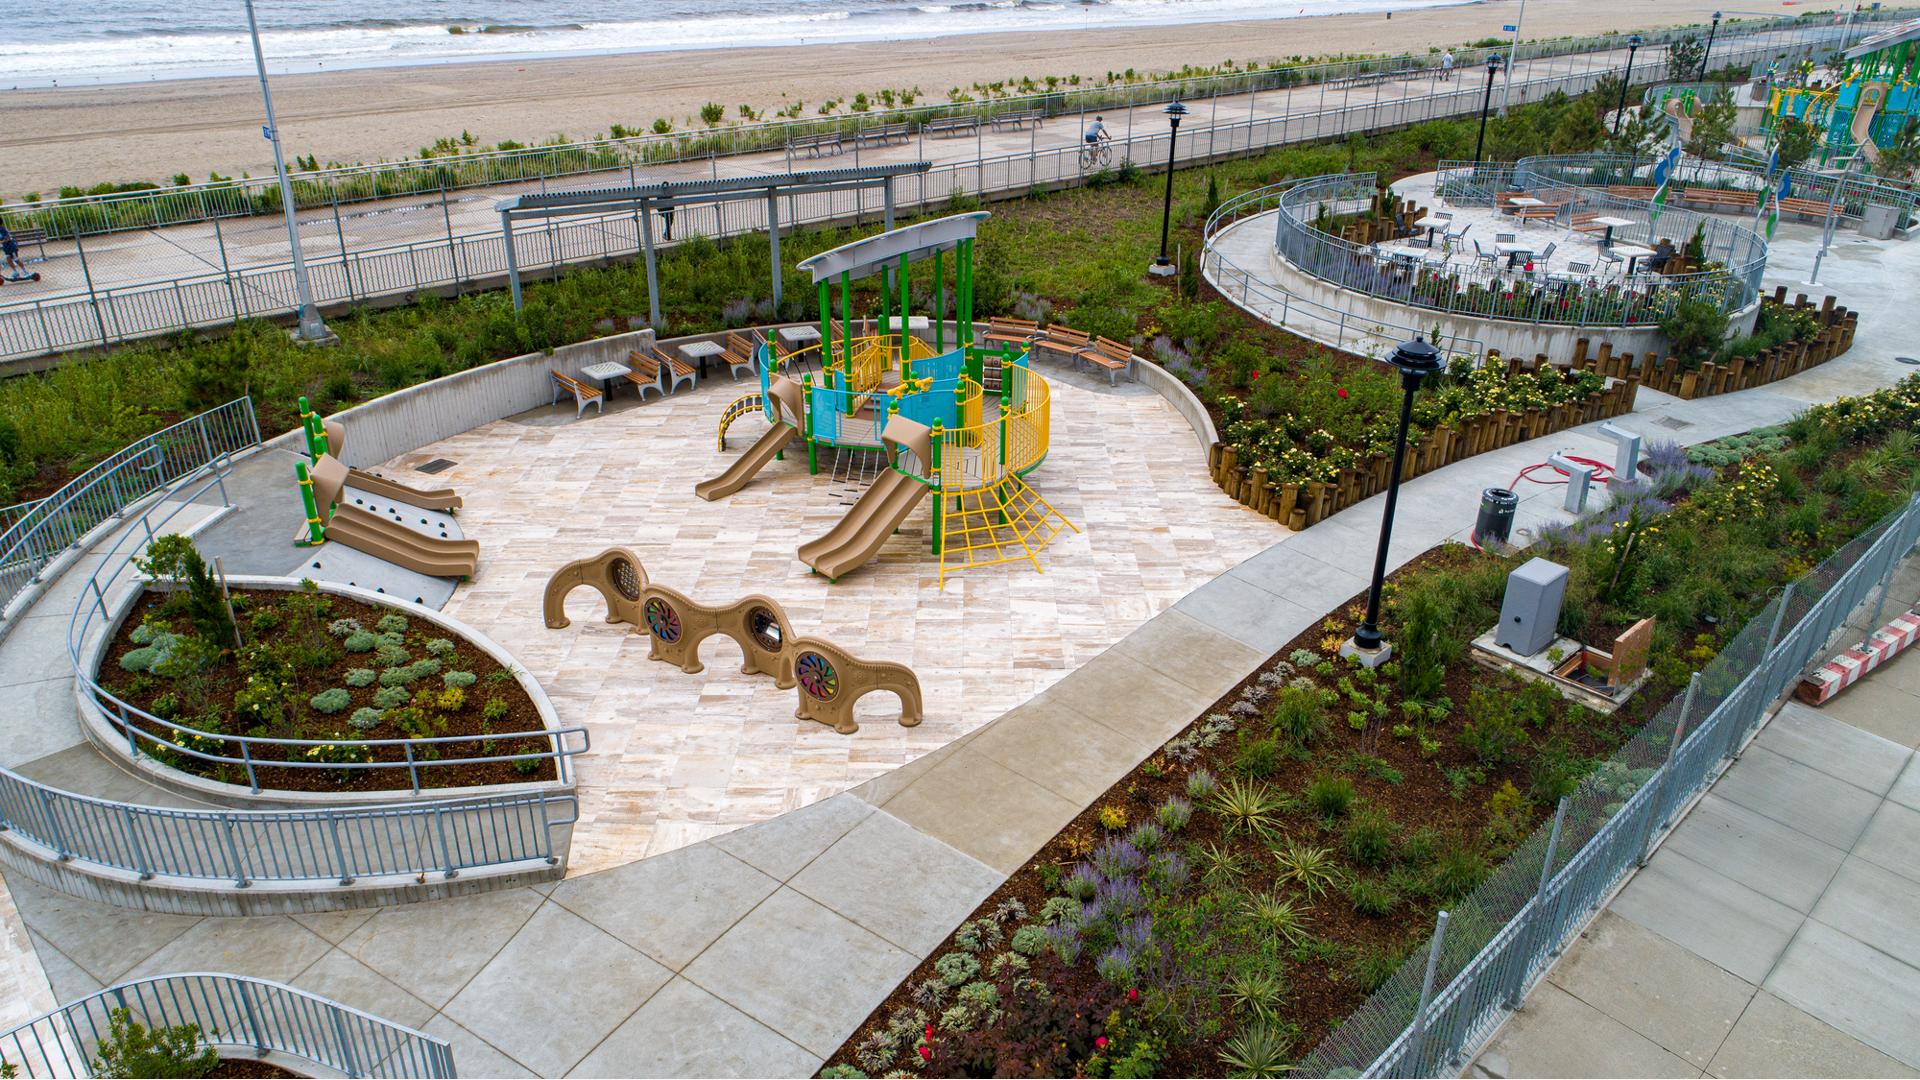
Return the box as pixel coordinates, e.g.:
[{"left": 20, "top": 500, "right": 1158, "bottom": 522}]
[
  {"left": 1806, "top": 858, "right": 1920, "bottom": 971},
  {"left": 1709, "top": 745, "right": 1883, "bottom": 851},
  {"left": 569, "top": 976, "right": 821, "bottom": 1079},
  {"left": 337, "top": 887, "right": 544, "bottom": 1007},
  {"left": 1766, "top": 919, "right": 1920, "bottom": 1069},
  {"left": 1104, "top": 609, "right": 1268, "bottom": 695},
  {"left": 710, "top": 792, "right": 876, "bottom": 882},
  {"left": 1891, "top": 755, "right": 1920, "bottom": 814},
  {"left": 419, "top": 1014, "right": 535, "bottom": 1079},
  {"left": 682, "top": 887, "right": 917, "bottom": 1058},
  {"left": 1546, "top": 912, "right": 1755, "bottom": 1070},
  {"left": 1759, "top": 703, "right": 1912, "bottom": 795},
  {"left": 881, "top": 745, "right": 1081, "bottom": 875},
  {"left": 1707, "top": 990, "right": 1920, "bottom": 1079},
  {"left": 1658, "top": 793, "right": 1847, "bottom": 914},
  {"left": 24, "top": 931, "right": 98, "bottom": 1005},
  {"left": 1475, "top": 981, "right": 1703, "bottom": 1079},
  {"left": 4, "top": 874, "right": 200, "bottom": 986},
  {"left": 1611, "top": 850, "right": 1804, "bottom": 985},
  {"left": 788, "top": 810, "right": 1003, "bottom": 954},
  {"left": 288, "top": 949, "right": 437, "bottom": 1031},
  {"left": 444, "top": 901, "right": 673, "bottom": 1078},
  {"left": 1852, "top": 801, "right": 1920, "bottom": 886},
  {"left": 547, "top": 842, "right": 778, "bottom": 970},
  {"left": 966, "top": 693, "right": 1156, "bottom": 805},
  {"left": 289, "top": 907, "right": 379, "bottom": 945},
  {"left": 125, "top": 916, "right": 332, "bottom": 984},
  {"left": 405, "top": 377, "right": 1284, "bottom": 874}
]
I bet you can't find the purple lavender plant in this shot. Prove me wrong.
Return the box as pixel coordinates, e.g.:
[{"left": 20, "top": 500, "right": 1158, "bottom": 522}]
[{"left": 1090, "top": 838, "right": 1146, "bottom": 881}]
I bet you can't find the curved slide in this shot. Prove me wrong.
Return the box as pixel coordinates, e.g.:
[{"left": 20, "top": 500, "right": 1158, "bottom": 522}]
[
  {"left": 798, "top": 470, "right": 930, "bottom": 581},
  {"left": 1851, "top": 84, "right": 1885, "bottom": 166},
  {"left": 325, "top": 504, "right": 480, "bottom": 579},
  {"left": 346, "top": 469, "right": 463, "bottom": 512},
  {"left": 695, "top": 425, "right": 797, "bottom": 501}
]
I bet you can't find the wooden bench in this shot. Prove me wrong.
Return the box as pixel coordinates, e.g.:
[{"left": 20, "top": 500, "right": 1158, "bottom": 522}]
[
  {"left": 855, "top": 123, "right": 912, "bottom": 148},
  {"left": 651, "top": 348, "right": 699, "bottom": 395},
  {"left": 788, "top": 132, "right": 846, "bottom": 158},
  {"left": 1033, "top": 325, "right": 1090, "bottom": 365},
  {"left": 982, "top": 317, "right": 1041, "bottom": 350},
  {"left": 1074, "top": 336, "right": 1135, "bottom": 386},
  {"left": 1497, "top": 193, "right": 1566, "bottom": 223},
  {"left": 1778, "top": 196, "right": 1839, "bottom": 221},
  {"left": 624, "top": 351, "right": 667, "bottom": 402},
  {"left": 721, "top": 332, "right": 761, "bottom": 380},
  {"left": 924, "top": 115, "right": 981, "bottom": 138},
  {"left": 1570, "top": 210, "right": 1608, "bottom": 235},
  {"left": 1604, "top": 185, "right": 1657, "bottom": 201},
  {"left": 1677, "top": 186, "right": 1759, "bottom": 213},
  {"left": 550, "top": 371, "right": 604, "bottom": 418},
  {"left": 989, "top": 110, "right": 1044, "bottom": 131},
  {"left": 8, "top": 228, "right": 48, "bottom": 261}
]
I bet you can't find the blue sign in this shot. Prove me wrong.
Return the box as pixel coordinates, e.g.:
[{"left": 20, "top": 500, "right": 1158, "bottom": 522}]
[
  {"left": 1502, "top": 24, "right": 1517, "bottom": 31},
  {"left": 262, "top": 125, "right": 274, "bottom": 140}
]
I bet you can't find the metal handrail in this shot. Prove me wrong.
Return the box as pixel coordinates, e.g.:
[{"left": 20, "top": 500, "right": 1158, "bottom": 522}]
[
  {"left": 0, "top": 972, "right": 455, "bottom": 1077},
  {"left": 0, "top": 398, "right": 260, "bottom": 618},
  {"left": 65, "top": 455, "right": 589, "bottom": 794}
]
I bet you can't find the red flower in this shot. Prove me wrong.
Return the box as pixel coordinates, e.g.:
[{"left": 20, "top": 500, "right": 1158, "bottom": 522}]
[
  {"left": 925, "top": 1024, "right": 935, "bottom": 1038},
  {"left": 1336, "top": 387, "right": 1349, "bottom": 399},
  {"left": 1127, "top": 988, "right": 1141, "bottom": 1003},
  {"left": 919, "top": 1046, "right": 933, "bottom": 1061},
  {"left": 1095, "top": 1037, "right": 1110, "bottom": 1050},
  {"left": 1250, "top": 370, "right": 1263, "bottom": 382}
]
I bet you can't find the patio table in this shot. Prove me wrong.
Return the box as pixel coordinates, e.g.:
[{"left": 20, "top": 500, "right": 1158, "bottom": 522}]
[
  {"left": 679, "top": 339, "right": 725, "bottom": 378},
  {"left": 579, "top": 361, "right": 634, "bottom": 398}
]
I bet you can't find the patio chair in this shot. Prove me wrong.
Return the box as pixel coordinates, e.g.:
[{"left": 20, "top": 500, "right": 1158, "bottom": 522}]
[
  {"left": 1472, "top": 240, "right": 1500, "bottom": 269},
  {"left": 1538, "top": 241, "right": 1557, "bottom": 263},
  {"left": 1495, "top": 232, "right": 1517, "bottom": 245},
  {"left": 1567, "top": 260, "right": 1593, "bottom": 275}
]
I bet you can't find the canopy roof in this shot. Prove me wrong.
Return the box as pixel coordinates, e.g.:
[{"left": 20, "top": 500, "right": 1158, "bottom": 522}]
[
  {"left": 1845, "top": 16, "right": 1920, "bottom": 59},
  {"left": 796, "top": 212, "right": 990, "bottom": 283}
]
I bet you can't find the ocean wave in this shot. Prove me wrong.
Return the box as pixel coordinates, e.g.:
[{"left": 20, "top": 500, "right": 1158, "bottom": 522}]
[{"left": 447, "top": 23, "right": 589, "bottom": 35}]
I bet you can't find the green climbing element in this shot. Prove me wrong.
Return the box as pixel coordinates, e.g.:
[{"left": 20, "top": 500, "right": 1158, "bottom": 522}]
[{"left": 295, "top": 460, "right": 325, "bottom": 546}]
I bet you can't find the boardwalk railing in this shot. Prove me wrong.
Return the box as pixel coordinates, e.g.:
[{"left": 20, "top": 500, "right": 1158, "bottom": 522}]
[
  {"left": 0, "top": 973, "right": 455, "bottom": 1077},
  {"left": 1299, "top": 493, "right": 1920, "bottom": 1077},
  {"left": 0, "top": 14, "right": 1889, "bottom": 363},
  {"left": 0, "top": 398, "right": 259, "bottom": 619}
]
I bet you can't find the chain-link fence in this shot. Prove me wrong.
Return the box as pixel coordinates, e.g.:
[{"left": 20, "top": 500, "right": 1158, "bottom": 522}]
[{"left": 1298, "top": 492, "right": 1920, "bottom": 1077}]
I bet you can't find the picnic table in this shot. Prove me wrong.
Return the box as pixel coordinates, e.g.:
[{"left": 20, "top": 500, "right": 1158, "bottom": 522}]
[
  {"left": 1611, "top": 243, "right": 1655, "bottom": 275},
  {"left": 679, "top": 339, "right": 725, "bottom": 377},
  {"left": 579, "top": 361, "right": 635, "bottom": 398},
  {"left": 1413, "top": 215, "right": 1449, "bottom": 248},
  {"left": 1591, "top": 216, "right": 1634, "bottom": 247},
  {"left": 776, "top": 324, "right": 821, "bottom": 357},
  {"left": 1495, "top": 241, "right": 1536, "bottom": 269}
]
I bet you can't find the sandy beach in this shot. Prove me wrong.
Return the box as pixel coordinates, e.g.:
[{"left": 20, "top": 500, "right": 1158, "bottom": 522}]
[{"left": 0, "top": 0, "right": 1801, "bottom": 197}]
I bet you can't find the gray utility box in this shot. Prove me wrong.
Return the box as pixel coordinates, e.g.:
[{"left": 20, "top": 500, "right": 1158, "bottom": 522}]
[
  {"left": 1860, "top": 203, "right": 1901, "bottom": 241},
  {"left": 1496, "top": 557, "right": 1568, "bottom": 657}
]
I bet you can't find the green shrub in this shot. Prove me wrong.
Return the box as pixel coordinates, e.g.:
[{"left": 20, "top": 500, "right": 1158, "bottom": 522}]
[
  {"left": 120, "top": 647, "right": 160, "bottom": 673},
  {"left": 443, "top": 670, "right": 477, "bottom": 689},
  {"left": 343, "top": 631, "right": 379, "bottom": 653},
  {"left": 1009, "top": 924, "right": 1050, "bottom": 957},
  {"left": 344, "top": 667, "right": 376, "bottom": 688},
  {"left": 374, "top": 685, "right": 409, "bottom": 709},
  {"left": 1346, "top": 876, "right": 1399, "bottom": 917},
  {"left": 1341, "top": 807, "right": 1397, "bottom": 866},
  {"left": 1268, "top": 687, "right": 1328, "bottom": 748},
  {"left": 89, "top": 1007, "right": 217, "bottom": 1079},
  {"left": 1234, "top": 735, "right": 1282, "bottom": 777},
  {"left": 934, "top": 951, "right": 980, "bottom": 987},
  {"left": 425, "top": 638, "right": 456, "bottom": 659},
  {"left": 375, "top": 613, "right": 409, "bottom": 634},
  {"left": 349, "top": 707, "right": 382, "bottom": 731},
  {"left": 1429, "top": 845, "right": 1491, "bottom": 900},
  {"left": 309, "top": 688, "right": 352, "bottom": 714},
  {"left": 481, "top": 696, "right": 510, "bottom": 723},
  {"left": 1305, "top": 775, "right": 1355, "bottom": 818},
  {"left": 374, "top": 642, "right": 411, "bottom": 667},
  {"left": 327, "top": 618, "right": 363, "bottom": 638},
  {"left": 378, "top": 666, "right": 420, "bottom": 688}
]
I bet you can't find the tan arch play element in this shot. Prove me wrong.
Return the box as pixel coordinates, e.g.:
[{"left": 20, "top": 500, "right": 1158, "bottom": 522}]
[
  {"left": 542, "top": 547, "right": 648, "bottom": 628},
  {"left": 635, "top": 583, "right": 797, "bottom": 680},
  {"left": 780, "top": 636, "right": 924, "bottom": 735}
]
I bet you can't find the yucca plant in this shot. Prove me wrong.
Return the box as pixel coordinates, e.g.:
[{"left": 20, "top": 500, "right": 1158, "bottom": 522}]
[
  {"left": 1218, "top": 1020, "right": 1297, "bottom": 1078},
  {"left": 1221, "top": 968, "right": 1289, "bottom": 1022},
  {"left": 1241, "top": 891, "right": 1313, "bottom": 946},
  {"left": 1210, "top": 776, "right": 1282, "bottom": 837},
  {"left": 1272, "top": 844, "right": 1344, "bottom": 899},
  {"left": 1195, "top": 841, "right": 1247, "bottom": 885}
]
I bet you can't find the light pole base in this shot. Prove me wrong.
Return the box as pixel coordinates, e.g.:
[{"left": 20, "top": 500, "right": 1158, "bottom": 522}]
[
  {"left": 1146, "top": 261, "right": 1177, "bottom": 278},
  {"left": 1339, "top": 636, "right": 1393, "bottom": 669},
  {"left": 292, "top": 314, "right": 340, "bottom": 348}
]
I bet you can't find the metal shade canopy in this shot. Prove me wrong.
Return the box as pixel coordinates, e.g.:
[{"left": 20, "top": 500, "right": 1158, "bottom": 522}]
[{"left": 795, "top": 211, "right": 991, "bottom": 283}]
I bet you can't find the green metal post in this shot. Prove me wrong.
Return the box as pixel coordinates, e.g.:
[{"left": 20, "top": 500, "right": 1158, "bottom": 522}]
[
  {"left": 879, "top": 263, "right": 891, "bottom": 367},
  {"left": 839, "top": 271, "right": 853, "bottom": 369},
  {"left": 298, "top": 396, "right": 324, "bottom": 459},
  {"left": 953, "top": 378, "right": 965, "bottom": 428},
  {"left": 934, "top": 248, "right": 945, "bottom": 352},
  {"left": 817, "top": 279, "right": 831, "bottom": 376},
  {"left": 898, "top": 253, "right": 911, "bottom": 372},
  {"left": 960, "top": 239, "right": 975, "bottom": 350},
  {"left": 802, "top": 374, "right": 819, "bottom": 475},
  {"left": 930, "top": 421, "right": 944, "bottom": 556},
  {"left": 295, "top": 461, "right": 325, "bottom": 545}
]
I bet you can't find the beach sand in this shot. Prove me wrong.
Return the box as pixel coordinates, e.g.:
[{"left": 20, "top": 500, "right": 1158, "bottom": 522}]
[{"left": 0, "top": 0, "right": 1788, "bottom": 196}]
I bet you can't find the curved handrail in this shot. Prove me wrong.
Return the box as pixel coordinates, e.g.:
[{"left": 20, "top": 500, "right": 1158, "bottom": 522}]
[
  {"left": 61, "top": 415, "right": 588, "bottom": 796},
  {"left": 0, "top": 972, "right": 454, "bottom": 1078}
]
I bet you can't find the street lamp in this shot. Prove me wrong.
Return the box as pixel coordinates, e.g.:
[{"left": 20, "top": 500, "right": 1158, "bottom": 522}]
[
  {"left": 245, "top": 0, "right": 335, "bottom": 346},
  {"left": 1149, "top": 100, "right": 1188, "bottom": 278},
  {"left": 1473, "top": 55, "right": 1504, "bottom": 168},
  {"left": 1614, "top": 35, "right": 1644, "bottom": 137},
  {"left": 1700, "top": 11, "right": 1723, "bottom": 81},
  {"left": 1342, "top": 338, "right": 1444, "bottom": 668}
]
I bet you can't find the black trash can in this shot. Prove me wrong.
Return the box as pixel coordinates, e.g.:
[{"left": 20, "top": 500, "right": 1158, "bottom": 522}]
[{"left": 1476, "top": 487, "right": 1518, "bottom": 545}]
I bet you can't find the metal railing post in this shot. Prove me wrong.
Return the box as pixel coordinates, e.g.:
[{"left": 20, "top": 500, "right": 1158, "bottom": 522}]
[
  {"left": 36, "top": 788, "right": 71, "bottom": 859},
  {"left": 432, "top": 805, "right": 459, "bottom": 879},
  {"left": 221, "top": 813, "right": 252, "bottom": 887},
  {"left": 329, "top": 1007, "right": 361, "bottom": 1077},
  {"left": 1405, "top": 910, "right": 1452, "bottom": 1073},
  {"left": 404, "top": 741, "right": 421, "bottom": 793},
  {"left": 238, "top": 980, "right": 269, "bottom": 1053},
  {"left": 122, "top": 805, "right": 153, "bottom": 880},
  {"left": 328, "top": 814, "right": 355, "bottom": 886},
  {"left": 1638, "top": 672, "right": 1698, "bottom": 867},
  {"left": 1506, "top": 796, "right": 1569, "bottom": 1007}
]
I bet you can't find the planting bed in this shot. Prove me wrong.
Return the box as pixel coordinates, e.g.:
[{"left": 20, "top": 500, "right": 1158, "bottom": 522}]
[{"left": 99, "top": 582, "right": 553, "bottom": 793}]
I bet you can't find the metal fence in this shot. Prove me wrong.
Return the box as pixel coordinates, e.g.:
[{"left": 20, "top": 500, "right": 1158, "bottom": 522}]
[
  {"left": 0, "top": 398, "right": 260, "bottom": 619},
  {"left": 1299, "top": 491, "right": 1920, "bottom": 1077},
  {"left": 0, "top": 973, "right": 455, "bottom": 1077},
  {"left": 0, "top": 13, "right": 1889, "bottom": 363},
  {"left": 1526, "top": 146, "right": 1920, "bottom": 222},
  {"left": 1201, "top": 181, "right": 1487, "bottom": 360},
  {"left": 63, "top": 426, "right": 589, "bottom": 793}
]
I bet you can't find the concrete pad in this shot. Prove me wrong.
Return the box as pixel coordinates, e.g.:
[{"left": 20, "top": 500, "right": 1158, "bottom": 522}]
[
  {"left": 1852, "top": 801, "right": 1920, "bottom": 886},
  {"left": 1548, "top": 912, "right": 1755, "bottom": 1069},
  {"left": 1711, "top": 745, "right": 1883, "bottom": 851},
  {"left": 1036, "top": 648, "right": 1205, "bottom": 749},
  {"left": 289, "top": 949, "right": 437, "bottom": 1031},
  {"left": 125, "top": 916, "right": 332, "bottom": 984},
  {"left": 568, "top": 976, "right": 821, "bottom": 1079},
  {"left": 788, "top": 811, "right": 1002, "bottom": 954},
  {"left": 682, "top": 887, "right": 916, "bottom": 1057},
  {"left": 1478, "top": 980, "right": 1703, "bottom": 1078},
  {"left": 967, "top": 693, "right": 1155, "bottom": 805},
  {"left": 881, "top": 745, "right": 1081, "bottom": 875},
  {"left": 1766, "top": 919, "right": 1920, "bottom": 1069},
  {"left": 1759, "top": 703, "right": 1912, "bottom": 795},
  {"left": 1891, "top": 757, "right": 1920, "bottom": 813},
  {"left": 443, "top": 901, "right": 672, "bottom": 1078},
  {"left": 1820, "top": 680, "right": 1920, "bottom": 749},
  {"left": 1659, "top": 793, "right": 1846, "bottom": 913},
  {"left": 712, "top": 793, "right": 876, "bottom": 882},
  {"left": 548, "top": 842, "right": 778, "bottom": 970},
  {"left": 1708, "top": 990, "right": 1920, "bottom": 1079},
  {"left": 26, "top": 931, "right": 100, "bottom": 1004},
  {"left": 289, "top": 907, "right": 378, "bottom": 945},
  {"left": 419, "top": 1014, "right": 534, "bottom": 1079},
  {"left": 1105, "top": 609, "right": 1268, "bottom": 695},
  {"left": 851, "top": 734, "right": 973, "bottom": 809},
  {"left": 0, "top": 676, "right": 85, "bottom": 769},
  {"left": 1172, "top": 571, "right": 1323, "bottom": 654},
  {"left": 1612, "top": 850, "right": 1804, "bottom": 985},
  {"left": 1807, "top": 858, "right": 1920, "bottom": 971},
  {"left": 339, "top": 886, "right": 544, "bottom": 1007},
  {"left": 1225, "top": 541, "right": 1370, "bottom": 610},
  {"left": 5, "top": 874, "right": 199, "bottom": 985}
]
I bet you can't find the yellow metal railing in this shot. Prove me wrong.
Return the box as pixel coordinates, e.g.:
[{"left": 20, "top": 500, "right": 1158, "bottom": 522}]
[{"left": 934, "top": 364, "right": 1050, "bottom": 495}]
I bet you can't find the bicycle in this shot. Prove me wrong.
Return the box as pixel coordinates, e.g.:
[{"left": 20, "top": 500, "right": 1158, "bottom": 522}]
[{"left": 1078, "top": 137, "right": 1113, "bottom": 171}]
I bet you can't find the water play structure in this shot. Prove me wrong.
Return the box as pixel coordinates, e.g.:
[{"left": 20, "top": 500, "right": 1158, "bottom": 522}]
[
  {"left": 698, "top": 212, "right": 1077, "bottom": 586},
  {"left": 1765, "top": 15, "right": 1920, "bottom": 167}
]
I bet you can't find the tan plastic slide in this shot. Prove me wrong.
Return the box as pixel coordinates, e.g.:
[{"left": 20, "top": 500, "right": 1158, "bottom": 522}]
[
  {"left": 798, "top": 415, "right": 932, "bottom": 581},
  {"left": 323, "top": 420, "right": 464, "bottom": 511},
  {"left": 694, "top": 376, "right": 806, "bottom": 502},
  {"left": 1851, "top": 83, "right": 1886, "bottom": 166},
  {"left": 312, "top": 455, "right": 480, "bottom": 579}
]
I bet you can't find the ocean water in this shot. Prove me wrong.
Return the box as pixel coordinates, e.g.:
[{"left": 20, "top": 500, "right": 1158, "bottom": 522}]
[{"left": 11, "top": 0, "right": 1474, "bottom": 88}]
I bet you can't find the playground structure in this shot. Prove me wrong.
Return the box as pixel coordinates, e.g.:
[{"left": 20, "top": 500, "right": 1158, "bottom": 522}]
[
  {"left": 541, "top": 547, "right": 923, "bottom": 734},
  {"left": 1764, "top": 16, "right": 1920, "bottom": 167},
  {"left": 696, "top": 212, "right": 1077, "bottom": 587},
  {"left": 293, "top": 398, "right": 480, "bottom": 579}
]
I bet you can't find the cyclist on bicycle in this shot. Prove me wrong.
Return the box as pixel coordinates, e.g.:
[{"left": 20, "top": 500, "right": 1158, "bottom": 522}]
[{"left": 1084, "top": 116, "right": 1110, "bottom": 145}]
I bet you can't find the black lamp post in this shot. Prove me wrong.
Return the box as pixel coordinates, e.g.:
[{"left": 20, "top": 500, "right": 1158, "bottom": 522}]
[
  {"left": 1700, "top": 12, "right": 1722, "bottom": 80},
  {"left": 1614, "top": 35, "right": 1644, "bottom": 137},
  {"left": 1472, "top": 54, "right": 1504, "bottom": 167},
  {"left": 1149, "top": 100, "right": 1188, "bottom": 277},
  {"left": 1345, "top": 339, "right": 1444, "bottom": 665}
]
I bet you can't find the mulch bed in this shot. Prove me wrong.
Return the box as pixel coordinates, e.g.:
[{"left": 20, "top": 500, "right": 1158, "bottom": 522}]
[
  {"left": 207, "top": 1057, "right": 305, "bottom": 1078},
  {"left": 824, "top": 544, "right": 1683, "bottom": 1077},
  {"left": 99, "top": 586, "right": 555, "bottom": 793}
]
